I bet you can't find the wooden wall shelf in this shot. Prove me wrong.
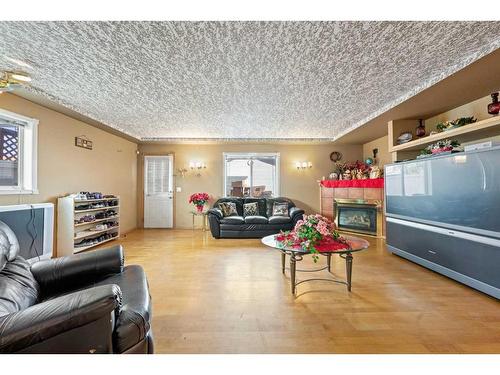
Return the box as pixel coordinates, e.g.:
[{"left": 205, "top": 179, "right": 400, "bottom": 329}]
[{"left": 388, "top": 116, "right": 500, "bottom": 161}]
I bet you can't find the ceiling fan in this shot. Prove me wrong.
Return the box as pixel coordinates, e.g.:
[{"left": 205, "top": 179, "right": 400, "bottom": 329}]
[{"left": 0, "top": 71, "right": 32, "bottom": 93}]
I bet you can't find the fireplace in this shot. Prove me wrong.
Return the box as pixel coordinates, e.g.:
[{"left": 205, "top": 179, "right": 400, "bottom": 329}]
[{"left": 334, "top": 198, "right": 383, "bottom": 237}]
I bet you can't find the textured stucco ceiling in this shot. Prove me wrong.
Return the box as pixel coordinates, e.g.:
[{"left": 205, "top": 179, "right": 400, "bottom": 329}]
[{"left": 0, "top": 21, "right": 499, "bottom": 141}]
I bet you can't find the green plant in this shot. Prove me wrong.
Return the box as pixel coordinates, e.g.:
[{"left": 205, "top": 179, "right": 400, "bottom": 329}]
[{"left": 436, "top": 116, "right": 477, "bottom": 132}]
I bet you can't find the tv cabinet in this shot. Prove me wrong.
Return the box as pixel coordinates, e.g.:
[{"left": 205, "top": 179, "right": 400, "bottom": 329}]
[{"left": 386, "top": 218, "right": 500, "bottom": 299}]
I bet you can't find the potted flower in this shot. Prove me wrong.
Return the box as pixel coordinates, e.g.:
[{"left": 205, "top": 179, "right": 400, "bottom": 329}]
[
  {"left": 276, "top": 214, "right": 349, "bottom": 262},
  {"left": 420, "top": 139, "right": 461, "bottom": 156},
  {"left": 189, "top": 192, "right": 210, "bottom": 213}
]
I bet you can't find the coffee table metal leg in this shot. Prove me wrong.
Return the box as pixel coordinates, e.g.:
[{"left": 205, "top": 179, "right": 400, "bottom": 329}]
[
  {"left": 281, "top": 252, "right": 286, "bottom": 274},
  {"left": 345, "top": 253, "right": 353, "bottom": 292},
  {"left": 290, "top": 254, "right": 297, "bottom": 294},
  {"left": 327, "top": 253, "right": 332, "bottom": 272}
]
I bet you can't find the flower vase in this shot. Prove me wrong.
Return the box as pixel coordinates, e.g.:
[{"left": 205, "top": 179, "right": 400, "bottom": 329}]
[{"left": 195, "top": 204, "right": 204, "bottom": 213}]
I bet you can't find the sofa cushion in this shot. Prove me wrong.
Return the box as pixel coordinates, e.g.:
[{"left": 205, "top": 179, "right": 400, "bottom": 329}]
[
  {"left": 0, "top": 257, "right": 40, "bottom": 318},
  {"left": 244, "top": 216, "right": 268, "bottom": 224},
  {"left": 214, "top": 198, "right": 244, "bottom": 216},
  {"left": 219, "top": 202, "right": 238, "bottom": 217},
  {"left": 268, "top": 215, "right": 292, "bottom": 224},
  {"left": 272, "top": 202, "right": 289, "bottom": 217},
  {"left": 0, "top": 220, "right": 21, "bottom": 272},
  {"left": 265, "top": 198, "right": 295, "bottom": 217},
  {"left": 243, "top": 198, "right": 267, "bottom": 217},
  {"left": 243, "top": 202, "right": 259, "bottom": 217},
  {"left": 220, "top": 216, "right": 245, "bottom": 225}
]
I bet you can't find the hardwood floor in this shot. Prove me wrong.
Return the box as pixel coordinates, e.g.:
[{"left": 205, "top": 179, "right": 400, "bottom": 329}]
[{"left": 109, "top": 229, "right": 500, "bottom": 353}]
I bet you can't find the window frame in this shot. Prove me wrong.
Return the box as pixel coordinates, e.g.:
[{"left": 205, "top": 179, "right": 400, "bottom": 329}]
[
  {"left": 0, "top": 108, "right": 38, "bottom": 195},
  {"left": 222, "top": 152, "right": 280, "bottom": 197}
]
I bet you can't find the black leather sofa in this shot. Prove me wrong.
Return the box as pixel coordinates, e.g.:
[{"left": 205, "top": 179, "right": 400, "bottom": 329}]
[
  {"left": 0, "top": 232, "right": 153, "bottom": 354},
  {"left": 208, "top": 197, "right": 304, "bottom": 238}
]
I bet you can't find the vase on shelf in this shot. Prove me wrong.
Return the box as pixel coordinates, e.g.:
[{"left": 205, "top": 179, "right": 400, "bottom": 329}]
[
  {"left": 195, "top": 204, "right": 204, "bottom": 213},
  {"left": 488, "top": 92, "right": 500, "bottom": 115},
  {"left": 416, "top": 119, "right": 426, "bottom": 137}
]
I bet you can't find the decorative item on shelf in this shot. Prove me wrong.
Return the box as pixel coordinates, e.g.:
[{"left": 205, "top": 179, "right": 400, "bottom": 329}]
[
  {"left": 365, "top": 157, "right": 374, "bottom": 166},
  {"left": 329, "top": 151, "right": 342, "bottom": 162},
  {"left": 488, "top": 92, "right": 500, "bottom": 115},
  {"left": 189, "top": 161, "right": 207, "bottom": 177},
  {"left": 416, "top": 119, "right": 426, "bottom": 137},
  {"left": 419, "top": 139, "right": 462, "bottom": 158},
  {"left": 275, "top": 214, "right": 350, "bottom": 263},
  {"left": 295, "top": 161, "right": 312, "bottom": 170},
  {"left": 334, "top": 160, "right": 373, "bottom": 180},
  {"left": 328, "top": 172, "right": 339, "bottom": 180},
  {"left": 189, "top": 192, "right": 210, "bottom": 213},
  {"left": 436, "top": 116, "right": 477, "bottom": 132},
  {"left": 397, "top": 131, "right": 413, "bottom": 145},
  {"left": 369, "top": 165, "right": 382, "bottom": 179}
]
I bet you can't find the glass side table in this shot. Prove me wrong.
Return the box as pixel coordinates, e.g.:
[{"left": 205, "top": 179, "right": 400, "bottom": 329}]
[{"left": 190, "top": 210, "right": 208, "bottom": 231}]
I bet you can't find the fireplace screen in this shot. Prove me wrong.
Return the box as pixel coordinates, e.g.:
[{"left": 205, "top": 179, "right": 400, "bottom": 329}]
[{"left": 337, "top": 204, "right": 377, "bottom": 235}]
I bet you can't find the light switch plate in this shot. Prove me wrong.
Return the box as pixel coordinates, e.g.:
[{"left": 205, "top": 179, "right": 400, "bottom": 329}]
[{"left": 176, "top": 187, "right": 182, "bottom": 193}]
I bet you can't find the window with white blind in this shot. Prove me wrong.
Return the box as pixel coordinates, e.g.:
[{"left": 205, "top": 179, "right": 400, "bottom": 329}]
[
  {"left": 0, "top": 109, "right": 38, "bottom": 194},
  {"left": 223, "top": 153, "right": 280, "bottom": 197},
  {"left": 145, "top": 156, "right": 172, "bottom": 194}
]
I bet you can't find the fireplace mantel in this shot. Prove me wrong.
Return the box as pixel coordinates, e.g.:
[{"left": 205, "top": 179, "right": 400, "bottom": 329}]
[{"left": 320, "top": 178, "right": 384, "bottom": 189}]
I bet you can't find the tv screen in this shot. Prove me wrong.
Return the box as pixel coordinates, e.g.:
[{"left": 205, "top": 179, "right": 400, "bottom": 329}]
[
  {"left": 385, "top": 146, "right": 500, "bottom": 238},
  {"left": 0, "top": 204, "right": 53, "bottom": 261}
]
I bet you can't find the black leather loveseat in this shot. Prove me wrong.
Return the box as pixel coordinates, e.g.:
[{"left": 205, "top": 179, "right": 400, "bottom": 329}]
[
  {"left": 0, "top": 225, "right": 153, "bottom": 354},
  {"left": 208, "top": 197, "right": 304, "bottom": 238}
]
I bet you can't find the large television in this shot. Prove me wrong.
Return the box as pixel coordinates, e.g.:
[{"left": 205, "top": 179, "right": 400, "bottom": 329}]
[
  {"left": 385, "top": 146, "right": 500, "bottom": 239},
  {"left": 0, "top": 203, "right": 54, "bottom": 262}
]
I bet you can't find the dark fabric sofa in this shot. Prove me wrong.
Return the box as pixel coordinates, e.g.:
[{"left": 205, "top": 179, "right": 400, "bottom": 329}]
[
  {"left": 0, "top": 235, "right": 153, "bottom": 354},
  {"left": 208, "top": 197, "right": 304, "bottom": 238}
]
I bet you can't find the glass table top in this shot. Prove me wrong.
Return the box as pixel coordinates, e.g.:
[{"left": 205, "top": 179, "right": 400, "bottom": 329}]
[{"left": 261, "top": 233, "right": 369, "bottom": 254}]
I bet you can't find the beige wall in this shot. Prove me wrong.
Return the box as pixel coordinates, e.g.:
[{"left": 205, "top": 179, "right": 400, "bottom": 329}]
[
  {"left": 0, "top": 93, "right": 138, "bottom": 235},
  {"left": 362, "top": 135, "right": 392, "bottom": 168},
  {"left": 138, "top": 143, "right": 362, "bottom": 228}
]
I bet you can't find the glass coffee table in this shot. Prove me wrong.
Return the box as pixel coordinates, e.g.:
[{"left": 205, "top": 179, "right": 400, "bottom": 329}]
[{"left": 261, "top": 234, "right": 369, "bottom": 294}]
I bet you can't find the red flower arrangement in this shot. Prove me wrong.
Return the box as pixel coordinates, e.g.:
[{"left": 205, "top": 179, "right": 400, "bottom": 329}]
[
  {"left": 189, "top": 192, "right": 210, "bottom": 213},
  {"left": 276, "top": 214, "right": 350, "bottom": 262}
]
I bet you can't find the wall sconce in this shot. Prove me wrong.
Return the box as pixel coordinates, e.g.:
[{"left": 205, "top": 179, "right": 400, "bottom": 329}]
[
  {"left": 189, "top": 161, "right": 206, "bottom": 170},
  {"left": 177, "top": 167, "right": 188, "bottom": 178},
  {"left": 296, "top": 161, "right": 312, "bottom": 170},
  {"left": 189, "top": 161, "right": 207, "bottom": 177}
]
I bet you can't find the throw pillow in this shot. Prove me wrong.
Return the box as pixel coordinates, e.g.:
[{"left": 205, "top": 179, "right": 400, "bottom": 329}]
[
  {"left": 219, "top": 202, "right": 238, "bottom": 217},
  {"left": 272, "top": 202, "right": 289, "bottom": 217},
  {"left": 243, "top": 202, "right": 258, "bottom": 217}
]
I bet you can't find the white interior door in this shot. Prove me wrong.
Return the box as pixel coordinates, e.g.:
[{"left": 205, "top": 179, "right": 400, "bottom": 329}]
[{"left": 144, "top": 155, "right": 173, "bottom": 228}]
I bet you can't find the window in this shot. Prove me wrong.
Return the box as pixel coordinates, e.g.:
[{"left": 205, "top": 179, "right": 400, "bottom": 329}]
[
  {"left": 0, "top": 109, "right": 38, "bottom": 194},
  {"left": 223, "top": 153, "right": 280, "bottom": 197}
]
